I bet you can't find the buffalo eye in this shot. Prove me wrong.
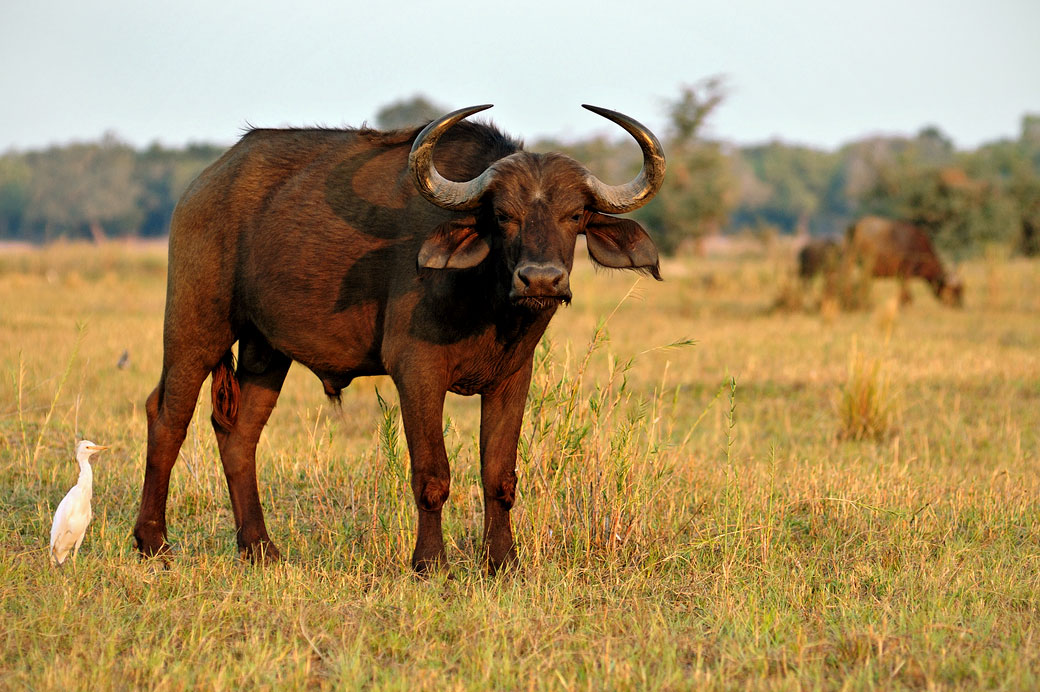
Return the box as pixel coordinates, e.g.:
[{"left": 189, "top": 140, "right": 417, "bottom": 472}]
[{"left": 495, "top": 211, "right": 515, "bottom": 226}]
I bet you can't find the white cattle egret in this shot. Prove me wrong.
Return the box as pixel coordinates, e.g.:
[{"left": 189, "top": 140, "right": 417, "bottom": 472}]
[{"left": 49, "top": 440, "right": 108, "bottom": 566}]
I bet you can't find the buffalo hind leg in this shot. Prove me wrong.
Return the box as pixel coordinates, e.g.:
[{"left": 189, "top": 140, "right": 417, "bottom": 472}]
[
  {"left": 478, "top": 365, "right": 531, "bottom": 574},
  {"left": 211, "top": 336, "right": 291, "bottom": 565},
  {"left": 134, "top": 360, "right": 221, "bottom": 559}
]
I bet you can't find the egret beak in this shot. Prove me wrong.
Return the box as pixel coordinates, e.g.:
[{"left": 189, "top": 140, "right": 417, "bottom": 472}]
[{"left": 87, "top": 445, "right": 109, "bottom": 452}]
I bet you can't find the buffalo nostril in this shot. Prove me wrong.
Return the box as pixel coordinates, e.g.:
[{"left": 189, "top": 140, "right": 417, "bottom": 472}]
[{"left": 515, "top": 264, "right": 568, "bottom": 296}]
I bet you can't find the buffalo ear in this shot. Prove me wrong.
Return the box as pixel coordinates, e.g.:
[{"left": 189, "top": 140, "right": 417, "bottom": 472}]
[
  {"left": 583, "top": 211, "right": 662, "bottom": 280},
  {"left": 418, "top": 217, "right": 490, "bottom": 270}
]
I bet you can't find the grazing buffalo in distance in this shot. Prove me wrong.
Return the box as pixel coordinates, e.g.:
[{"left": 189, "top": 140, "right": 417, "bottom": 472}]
[
  {"left": 798, "top": 217, "right": 963, "bottom": 307},
  {"left": 133, "top": 105, "right": 666, "bottom": 573},
  {"left": 847, "top": 216, "right": 963, "bottom": 306}
]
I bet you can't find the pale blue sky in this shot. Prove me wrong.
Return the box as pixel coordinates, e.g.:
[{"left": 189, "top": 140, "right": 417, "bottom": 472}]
[{"left": 2, "top": 0, "right": 1038, "bottom": 152}]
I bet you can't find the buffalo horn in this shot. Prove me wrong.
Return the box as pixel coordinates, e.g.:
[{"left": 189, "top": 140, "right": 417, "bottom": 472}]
[
  {"left": 410, "top": 104, "right": 666, "bottom": 214},
  {"left": 581, "top": 105, "right": 666, "bottom": 214},
  {"left": 408, "top": 104, "right": 497, "bottom": 211}
]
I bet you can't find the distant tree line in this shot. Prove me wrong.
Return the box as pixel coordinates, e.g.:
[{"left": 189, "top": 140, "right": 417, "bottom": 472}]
[
  {"left": 544, "top": 81, "right": 1040, "bottom": 257},
  {"left": 0, "top": 133, "right": 224, "bottom": 242},
  {"left": 2, "top": 89, "right": 1038, "bottom": 257}
]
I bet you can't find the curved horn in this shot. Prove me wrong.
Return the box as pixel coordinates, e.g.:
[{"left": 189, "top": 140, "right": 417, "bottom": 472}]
[
  {"left": 581, "top": 105, "right": 666, "bottom": 214},
  {"left": 408, "top": 104, "right": 496, "bottom": 211}
]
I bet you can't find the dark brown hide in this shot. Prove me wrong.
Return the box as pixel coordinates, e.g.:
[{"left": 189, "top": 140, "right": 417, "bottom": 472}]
[
  {"left": 133, "top": 109, "right": 664, "bottom": 573},
  {"left": 846, "top": 216, "right": 963, "bottom": 306},
  {"left": 797, "top": 236, "right": 841, "bottom": 279}
]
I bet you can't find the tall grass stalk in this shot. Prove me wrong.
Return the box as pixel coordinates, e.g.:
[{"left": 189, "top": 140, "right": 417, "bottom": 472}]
[
  {"left": 836, "top": 338, "right": 895, "bottom": 441},
  {"left": 721, "top": 376, "right": 743, "bottom": 567},
  {"left": 16, "top": 351, "right": 28, "bottom": 459},
  {"left": 519, "top": 281, "right": 697, "bottom": 567}
]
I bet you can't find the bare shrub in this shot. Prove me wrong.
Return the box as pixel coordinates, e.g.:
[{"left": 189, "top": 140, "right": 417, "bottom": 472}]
[
  {"left": 771, "top": 272, "right": 808, "bottom": 312},
  {"left": 821, "top": 256, "right": 874, "bottom": 312}
]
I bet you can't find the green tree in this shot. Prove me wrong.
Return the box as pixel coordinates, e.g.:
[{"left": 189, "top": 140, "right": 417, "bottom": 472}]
[
  {"left": 666, "top": 77, "right": 725, "bottom": 144},
  {"left": 375, "top": 95, "right": 449, "bottom": 130},
  {"left": 912, "top": 125, "right": 955, "bottom": 166},
  {"left": 0, "top": 155, "right": 30, "bottom": 238},
  {"left": 20, "top": 134, "right": 143, "bottom": 241},
  {"left": 632, "top": 79, "right": 733, "bottom": 253},
  {"left": 730, "top": 143, "right": 839, "bottom": 236},
  {"left": 966, "top": 114, "right": 1040, "bottom": 255},
  {"left": 134, "top": 142, "right": 223, "bottom": 237},
  {"left": 863, "top": 162, "right": 1014, "bottom": 256}
]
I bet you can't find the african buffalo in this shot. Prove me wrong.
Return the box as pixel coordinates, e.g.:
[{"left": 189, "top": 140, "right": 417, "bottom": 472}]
[
  {"left": 846, "top": 216, "right": 963, "bottom": 306},
  {"left": 798, "top": 218, "right": 963, "bottom": 307},
  {"left": 133, "top": 105, "right": 666, "bottom": 573}
]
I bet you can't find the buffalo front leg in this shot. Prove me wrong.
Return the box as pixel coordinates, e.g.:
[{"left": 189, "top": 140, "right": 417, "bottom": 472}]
[
  {"left": 395, "top": 376, "right": 450, "bottom": 573},
  {"left": 479, "top": 364, "right": 532, "bottom": 573},
  {"left": 211, "top": 344, "right": 291, "bottom": 565},
  {"left": 899, "top": 278, "right": 913, "bottom": 305}
]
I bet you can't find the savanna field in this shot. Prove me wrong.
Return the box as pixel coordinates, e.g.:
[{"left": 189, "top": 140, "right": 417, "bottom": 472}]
[{"left": 1, "top": 241, "right": 1038, "bottom": 690}]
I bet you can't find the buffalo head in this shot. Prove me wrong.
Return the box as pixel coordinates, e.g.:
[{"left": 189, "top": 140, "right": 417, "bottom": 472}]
[
  {"left": 939, "top": 274, "right": 964, "bottom": 307},
  {"left": 409, "top": 105, "right": 666, "bottom": 311}
]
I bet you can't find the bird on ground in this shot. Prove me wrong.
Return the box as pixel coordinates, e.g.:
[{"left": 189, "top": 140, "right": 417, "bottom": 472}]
[{"left": 50, "top": 440, "right": 108, "bottom": 566}]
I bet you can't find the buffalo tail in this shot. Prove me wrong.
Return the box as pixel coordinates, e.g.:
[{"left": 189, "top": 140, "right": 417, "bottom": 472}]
[{"left": 211, "top": 350, "right": 240, "bottom": 432}]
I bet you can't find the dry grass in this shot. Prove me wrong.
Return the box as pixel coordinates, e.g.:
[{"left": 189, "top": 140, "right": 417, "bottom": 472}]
[
  {"left": 1, "top": 242, "right": 1039, "bottom": 690},
  {"left": 835, "top": 339, "right": 895, "bottom": 441},
  {"left": 776, "top": 258, "right": 876, "bottom": 315}
]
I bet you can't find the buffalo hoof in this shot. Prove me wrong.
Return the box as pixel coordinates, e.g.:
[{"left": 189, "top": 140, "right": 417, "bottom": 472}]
[
  {"left": 145, "top": 559, "right": 172, "bottom": 576},
  {"left": 411, "top": 554, "right": 448, "bottom": 576},
  {"left": 240, "top": 540, "right": 282, "bottom": 566},
  {"left": 133, "top": 527, "right": 174, "bottom": 563},
  {"left": 133, "top": 521, "right": 166, "bottom": 549},
  {"left": 135, "top": 542, "right": 175, "bottom": 570},
  {"left": 485, "top": 548, "right": 519, "bottom": 576}
]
